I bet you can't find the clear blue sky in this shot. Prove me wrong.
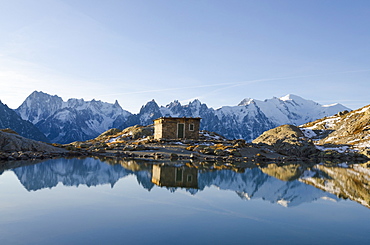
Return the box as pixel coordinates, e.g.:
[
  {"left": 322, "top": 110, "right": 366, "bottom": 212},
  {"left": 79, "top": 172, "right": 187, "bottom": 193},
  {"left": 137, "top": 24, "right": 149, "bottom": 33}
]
[{"left": 0, "top": 0, "right": 369, "bottom": 112}]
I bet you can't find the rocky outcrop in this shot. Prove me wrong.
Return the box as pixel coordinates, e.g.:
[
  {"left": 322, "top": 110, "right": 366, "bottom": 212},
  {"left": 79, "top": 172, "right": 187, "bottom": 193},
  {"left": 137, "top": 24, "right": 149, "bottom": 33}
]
[
  {"left": 302, "top": 105, "right": 370, "bottom": 145},
  {"left": 299, "top": 104, "right": 370, "bottom": 157},
  {"left": 0, "top": 131, "right": 64, "bottom": 153},
  {"left": 252, "top": 125, "right": 319, "bottom": 158}
]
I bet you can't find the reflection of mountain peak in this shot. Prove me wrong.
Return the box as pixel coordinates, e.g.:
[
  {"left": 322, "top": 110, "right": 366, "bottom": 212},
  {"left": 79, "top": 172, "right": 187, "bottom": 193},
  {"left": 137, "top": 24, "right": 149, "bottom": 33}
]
[
  {"left": 198, "top": 168, "right": 338, "bottom": 207},
  {"left": 12, "top": 158, "right": 154, "bottom": 191},
  {"left": 10, "top": 158, "right": 345, "bottom": 208}
]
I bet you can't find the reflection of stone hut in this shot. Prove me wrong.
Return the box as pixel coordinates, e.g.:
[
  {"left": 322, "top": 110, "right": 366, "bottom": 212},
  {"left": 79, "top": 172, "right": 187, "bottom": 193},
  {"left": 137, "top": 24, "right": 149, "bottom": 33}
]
[
  {"left": 153, "top": 117, "right": 201, "bottom": 140},
  {"left": 152, "top": 165, "right": 198, "bottom": 189}
]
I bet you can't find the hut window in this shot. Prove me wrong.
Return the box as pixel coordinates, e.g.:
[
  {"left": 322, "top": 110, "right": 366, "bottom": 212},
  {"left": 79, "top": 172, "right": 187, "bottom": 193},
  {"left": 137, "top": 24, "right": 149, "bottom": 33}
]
[
  {"left": 175, "top": 168, "right": 183, "bottom": 182},
  {"left": 189, "top": 124, "right": 194, "bottom": 131},
  {"left": 187, "top": 175, "right": 193, "bottom": 183}
]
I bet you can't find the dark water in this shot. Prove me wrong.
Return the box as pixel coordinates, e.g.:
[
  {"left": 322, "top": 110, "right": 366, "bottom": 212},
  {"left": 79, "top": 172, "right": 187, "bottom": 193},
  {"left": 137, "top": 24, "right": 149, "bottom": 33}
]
[{"left": 0, "top": 158, "right": 369, "bottom": 244}]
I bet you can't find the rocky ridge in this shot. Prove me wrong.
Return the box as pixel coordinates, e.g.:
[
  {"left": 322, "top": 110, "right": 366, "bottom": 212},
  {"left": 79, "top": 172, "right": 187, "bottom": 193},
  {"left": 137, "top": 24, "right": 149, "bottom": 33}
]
[
  {"left": 0, "top": 129, "right": 66, "bottom": 161},
  {"left": 251, "top": 104, "right": 370, "bottom": 162},
  {"left": 300, "top": 104, "right": 370, "bottom": 157}
]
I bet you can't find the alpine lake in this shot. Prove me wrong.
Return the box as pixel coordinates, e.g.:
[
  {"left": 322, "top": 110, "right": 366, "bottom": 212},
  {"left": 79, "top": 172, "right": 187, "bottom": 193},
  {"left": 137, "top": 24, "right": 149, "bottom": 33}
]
[{"left": 0, "top": 157, "right": 369, "bottom": 245}]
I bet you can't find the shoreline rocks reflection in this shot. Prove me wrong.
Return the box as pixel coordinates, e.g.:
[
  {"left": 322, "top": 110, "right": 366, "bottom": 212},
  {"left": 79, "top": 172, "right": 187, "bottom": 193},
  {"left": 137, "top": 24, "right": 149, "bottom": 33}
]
[{"left": 4, "top": 157, "right": 370, "bottom": 208}]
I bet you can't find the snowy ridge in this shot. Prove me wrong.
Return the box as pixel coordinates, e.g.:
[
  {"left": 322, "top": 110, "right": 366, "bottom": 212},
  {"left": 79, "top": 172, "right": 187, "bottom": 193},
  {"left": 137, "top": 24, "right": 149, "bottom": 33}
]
[
  {"left": 127, "top": 93, "right": 349, "bottom": 141},
  {"left": 15, "top": 91, "right": 349, "bottom": 143},
  {"left": 16, "top": 91, "right": 132, "bottom": 143}
]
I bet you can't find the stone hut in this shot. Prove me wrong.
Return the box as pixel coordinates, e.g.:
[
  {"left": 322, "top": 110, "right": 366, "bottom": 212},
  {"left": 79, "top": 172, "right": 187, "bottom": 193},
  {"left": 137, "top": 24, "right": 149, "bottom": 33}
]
[
  {"left": 152, "top": 165, "right": 198, "bottom": 189},
  {"left": 153, "top": 117, "right": 201, "bottom": 140}
]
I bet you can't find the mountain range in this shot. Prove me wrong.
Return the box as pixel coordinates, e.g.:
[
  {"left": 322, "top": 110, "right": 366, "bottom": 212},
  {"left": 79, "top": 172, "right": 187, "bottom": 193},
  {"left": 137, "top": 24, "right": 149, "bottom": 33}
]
[
  {"left": 16, "top": 91, "right": 131, "bottom": 143},
  {"left": 9, "top": 91, "right": 350, "bottom": 144}
]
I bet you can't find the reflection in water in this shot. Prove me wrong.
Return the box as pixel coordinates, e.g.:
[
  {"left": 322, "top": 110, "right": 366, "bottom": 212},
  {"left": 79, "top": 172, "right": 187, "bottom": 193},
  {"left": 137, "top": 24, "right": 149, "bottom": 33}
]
[
  {"left": 152, "top": 164, "right": 198, "bottom": 189},
  {"left": 11, "top": 158, "right": 155, "bottom": 191},
  {"left": 7, "top": 157, "right": 370, "bottom": 208},
  {"left": 300, "top": 163, "right": 370, "bottom": 208}
]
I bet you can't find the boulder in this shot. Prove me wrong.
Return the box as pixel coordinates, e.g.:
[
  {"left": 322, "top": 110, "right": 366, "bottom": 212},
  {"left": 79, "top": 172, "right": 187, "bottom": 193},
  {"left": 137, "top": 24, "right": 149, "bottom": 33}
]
[{"left": 121, "top": 125, "right": 154, "bottom": 140}]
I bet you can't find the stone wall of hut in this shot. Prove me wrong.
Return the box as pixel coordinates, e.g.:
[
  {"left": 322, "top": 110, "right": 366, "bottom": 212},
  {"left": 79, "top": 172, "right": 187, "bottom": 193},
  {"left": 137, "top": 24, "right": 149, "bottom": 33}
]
[{"left": 154, "top": 118, "right": 200, "bottom": 140}]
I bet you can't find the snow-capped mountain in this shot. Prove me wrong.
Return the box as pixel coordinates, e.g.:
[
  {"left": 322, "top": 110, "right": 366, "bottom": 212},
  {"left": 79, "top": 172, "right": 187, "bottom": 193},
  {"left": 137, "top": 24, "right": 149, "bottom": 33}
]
[
  {"left": 124, "top": 94, "right": 349, "bottom": 141},
  {"left": 0, "top": 100, "right": 49, "bottom": 142},
  {"left": 16, "top": 91, "right": 131, "bottom": 143},
  {"left": 120, "top": 99, "right": 162, "bottom": 129},
  {"left": 14, "top": 91, "right": 349, "bottom": 143},
  {"left": 16, "top": 91, "right": 65, "bottom": 125}
]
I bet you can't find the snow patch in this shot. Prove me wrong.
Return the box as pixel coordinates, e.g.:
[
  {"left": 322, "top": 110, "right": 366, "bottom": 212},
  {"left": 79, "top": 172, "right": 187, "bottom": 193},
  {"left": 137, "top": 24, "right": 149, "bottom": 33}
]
[
  {"left": 171, "top": 142, "right": 184, "bottom": 145},
  {"left": 300, "top": 128, "right": 317, "bottom": 138},
  {"left": 354, "top": 105, "right": 370, "bottom": 114},
  {"left": 337, "top": 163, "right": 349, "bottom": 168},
  {"left": 277, "top": 199, "right": 289, "bottom": 207},
  {"left": 315, "top": 145, "right": 350, "bottom": 153},
  {"left": 201, "top": 132, "right": 223, "bottom": 140},
  {"left": 355, "top": 140, "right": 370, "bottom": 149}
]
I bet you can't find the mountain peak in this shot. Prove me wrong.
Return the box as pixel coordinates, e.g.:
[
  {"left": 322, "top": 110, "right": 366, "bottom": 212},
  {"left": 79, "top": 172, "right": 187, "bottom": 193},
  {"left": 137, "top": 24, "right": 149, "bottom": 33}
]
[
  {"left": 28, "top": 91, "right": 61, "bottom": 101},
  {"left": 167, "top": 100, "right": 181, "bottom": 108},
  {"left": 140, "top": 99, "right": 159, "bottom": 111},
  {"left": 279, "top": 94, "right": 304, "bottom": 102},
  {"left": 16, "top": 91, "right": 64, "bottom": 124},
  {"left": 114, "top": 100, "right": 121, "bottom": 107},
  {"left": 238, "top": 98, "right": 254, "bottom": 106},
  {"left": 30, "top": 90, "right": 47, "bottom": 97},
  {"left": 189, "top": 99, "right": 201, "bottom": 106}
]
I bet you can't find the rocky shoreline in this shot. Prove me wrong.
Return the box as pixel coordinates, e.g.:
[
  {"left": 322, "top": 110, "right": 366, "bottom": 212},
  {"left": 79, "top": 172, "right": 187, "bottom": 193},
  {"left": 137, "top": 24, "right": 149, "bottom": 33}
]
[
  {"left": 57, "top": 139, "right": 369, "bottom": 165},
  {"left": 1, "top": 126, "right": 370, "bottom": 166}
]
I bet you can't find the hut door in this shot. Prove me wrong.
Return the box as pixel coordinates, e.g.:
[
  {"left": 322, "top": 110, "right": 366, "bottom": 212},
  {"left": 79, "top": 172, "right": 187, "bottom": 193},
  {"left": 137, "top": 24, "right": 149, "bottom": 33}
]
[{"left": 177, "top": 123, "right": 185, "bottom": 138}]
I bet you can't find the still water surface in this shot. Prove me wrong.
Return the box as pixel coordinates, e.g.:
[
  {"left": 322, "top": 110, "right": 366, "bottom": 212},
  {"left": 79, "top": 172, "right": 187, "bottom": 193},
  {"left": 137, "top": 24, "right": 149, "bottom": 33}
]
[{"left": 0, "top": 158, "right": 369, "bottom": 244}]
